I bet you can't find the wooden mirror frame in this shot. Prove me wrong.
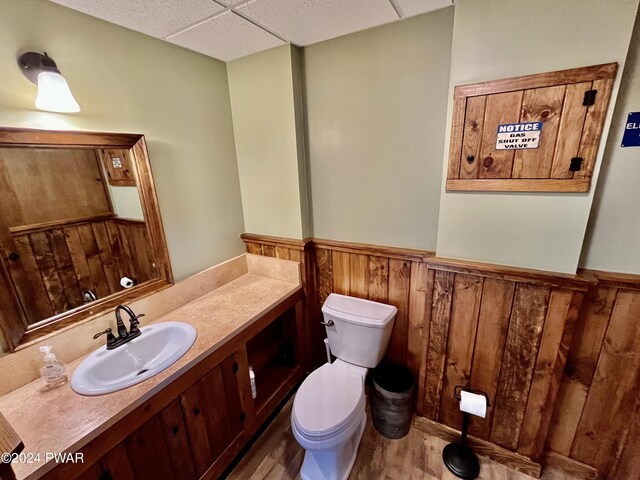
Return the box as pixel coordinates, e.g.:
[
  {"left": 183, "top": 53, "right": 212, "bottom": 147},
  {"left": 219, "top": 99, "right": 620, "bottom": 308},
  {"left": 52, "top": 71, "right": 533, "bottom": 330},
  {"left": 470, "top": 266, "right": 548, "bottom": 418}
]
[{"left": 0, "top": 128, "right": 173, "bottom": 350}]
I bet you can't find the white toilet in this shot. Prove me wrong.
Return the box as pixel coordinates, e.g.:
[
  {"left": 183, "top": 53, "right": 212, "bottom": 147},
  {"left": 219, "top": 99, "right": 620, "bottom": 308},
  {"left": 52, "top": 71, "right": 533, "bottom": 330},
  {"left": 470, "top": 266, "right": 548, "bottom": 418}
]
[{"left": 291, "top": 293, "right": 397, "bottom": 480}]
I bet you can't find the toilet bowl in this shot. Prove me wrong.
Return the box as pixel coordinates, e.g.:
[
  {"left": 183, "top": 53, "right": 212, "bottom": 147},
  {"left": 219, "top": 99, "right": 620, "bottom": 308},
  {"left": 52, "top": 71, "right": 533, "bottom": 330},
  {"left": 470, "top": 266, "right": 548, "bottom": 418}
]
[
  {"left": 292, "top": 360, "right": 367, "bottom": 480},
  {"left": 291, "top": 294, "right": 397, "bottom": 480}
]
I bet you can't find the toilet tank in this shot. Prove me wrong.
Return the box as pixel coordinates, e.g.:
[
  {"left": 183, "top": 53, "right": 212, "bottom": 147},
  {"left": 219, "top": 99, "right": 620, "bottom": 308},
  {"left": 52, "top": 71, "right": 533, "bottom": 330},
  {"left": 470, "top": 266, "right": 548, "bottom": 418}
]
[{"left": 322, "top": 293, "right": 397, "bottom": 368}]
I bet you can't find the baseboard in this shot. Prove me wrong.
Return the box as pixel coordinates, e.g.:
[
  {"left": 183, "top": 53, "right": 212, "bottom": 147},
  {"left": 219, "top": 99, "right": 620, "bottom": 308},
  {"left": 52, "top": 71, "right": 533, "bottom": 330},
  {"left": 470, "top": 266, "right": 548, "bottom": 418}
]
[
  {"left": 542, "top": 451, "right": 600, "bottom": 480},
  {"left": 413, "top": 416, "right": 542, "bottom": 478}
]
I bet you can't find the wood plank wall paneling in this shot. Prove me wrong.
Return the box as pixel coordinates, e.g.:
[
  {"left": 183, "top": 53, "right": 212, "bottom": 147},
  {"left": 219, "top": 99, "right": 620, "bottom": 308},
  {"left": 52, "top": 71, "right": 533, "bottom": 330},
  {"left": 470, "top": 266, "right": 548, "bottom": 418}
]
[
  {"left": 468, "top": 278, "right": 514, "bottom": 439},
  {"left": 490, "top": 284, "right": 551, "bottom": 451},
  {"left": 0, "top": 148, "right": 112, "bottom": 228},
  {"left": 241, "top": 234, "right": 640, "bottom": 479},
  {"left": 439, "top": 274, "right": 483, "bottom": 428},
  {"left": 8, "top": 217, "right": 155, "bottom": 324},
  {"left": 417, "top": 265, "right": 585, "bottom": 466},
  {"left": 316, "top": 245, "right": 428, "bottom": 381},
  {"left": 546, "top": 273, "right": 640, "bottom": 479}
]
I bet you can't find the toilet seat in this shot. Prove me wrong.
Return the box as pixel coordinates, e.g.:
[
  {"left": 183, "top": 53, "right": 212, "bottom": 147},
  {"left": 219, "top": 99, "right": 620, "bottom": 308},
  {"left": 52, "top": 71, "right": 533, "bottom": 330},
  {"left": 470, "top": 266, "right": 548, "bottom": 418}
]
[{"left": 292, "top": 362, "right": 365, "bottom": 440}]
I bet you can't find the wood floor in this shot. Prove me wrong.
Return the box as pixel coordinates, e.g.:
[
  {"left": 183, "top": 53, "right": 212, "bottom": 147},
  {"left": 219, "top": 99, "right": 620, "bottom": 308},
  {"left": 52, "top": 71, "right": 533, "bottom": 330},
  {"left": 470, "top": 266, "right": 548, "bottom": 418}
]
[{"left": 227, "top": 397, "right": 578, "bottom": 480}]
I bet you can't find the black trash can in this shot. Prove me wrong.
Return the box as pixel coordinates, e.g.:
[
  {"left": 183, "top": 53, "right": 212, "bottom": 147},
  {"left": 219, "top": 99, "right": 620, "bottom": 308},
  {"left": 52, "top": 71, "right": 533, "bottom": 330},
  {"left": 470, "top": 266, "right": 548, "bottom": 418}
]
[{"left": 370, "top": 362, "right": 415, "bottom": 439}]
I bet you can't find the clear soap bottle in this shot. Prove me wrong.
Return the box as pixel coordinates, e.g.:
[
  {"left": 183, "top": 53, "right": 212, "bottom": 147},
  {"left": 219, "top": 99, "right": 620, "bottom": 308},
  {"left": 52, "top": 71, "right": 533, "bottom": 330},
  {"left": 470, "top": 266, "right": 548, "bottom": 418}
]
[{"left": 39, "top": 346, "right": 68, "bottom": 387}]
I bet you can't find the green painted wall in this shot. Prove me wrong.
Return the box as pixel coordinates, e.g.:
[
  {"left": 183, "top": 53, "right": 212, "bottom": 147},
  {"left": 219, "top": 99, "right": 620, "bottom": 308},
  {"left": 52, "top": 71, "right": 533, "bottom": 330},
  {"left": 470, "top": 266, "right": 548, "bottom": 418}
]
[
  {"left": 435, "top": 0, "right": 640, "bottom": 273},
  {"left": 303, "top": 9, "right": 454, "bottom": 250},
  {"left": 581, "top": 12, "right": 640, "bottom": 274},
  {"left": 227, "top": 45, "right": 310, "bottom": 239}
]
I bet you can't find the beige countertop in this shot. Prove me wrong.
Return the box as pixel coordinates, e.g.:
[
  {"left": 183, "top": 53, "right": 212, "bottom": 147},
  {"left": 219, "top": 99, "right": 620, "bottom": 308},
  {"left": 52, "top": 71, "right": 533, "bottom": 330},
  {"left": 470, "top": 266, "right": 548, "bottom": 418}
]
[{"left": 0, "top": 270, "right": 301, "bottom": 479}]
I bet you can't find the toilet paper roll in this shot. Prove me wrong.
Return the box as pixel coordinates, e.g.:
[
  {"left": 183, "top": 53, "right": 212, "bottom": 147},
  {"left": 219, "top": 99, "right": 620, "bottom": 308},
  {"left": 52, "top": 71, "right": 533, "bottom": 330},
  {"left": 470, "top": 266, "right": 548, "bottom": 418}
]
[
  {"left": 120, "top": 276, "right": 135, "bottom": 289},
  {"left": 460, "top": 390, "right": 487, "bottom": 418}
]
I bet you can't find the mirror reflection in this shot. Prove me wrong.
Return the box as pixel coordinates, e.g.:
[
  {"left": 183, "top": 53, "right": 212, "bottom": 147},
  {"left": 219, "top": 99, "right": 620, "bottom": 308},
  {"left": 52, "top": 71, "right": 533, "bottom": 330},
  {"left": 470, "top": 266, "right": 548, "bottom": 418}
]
[{"left": 0, "top": 147, "right": 157, "bottom": 326}]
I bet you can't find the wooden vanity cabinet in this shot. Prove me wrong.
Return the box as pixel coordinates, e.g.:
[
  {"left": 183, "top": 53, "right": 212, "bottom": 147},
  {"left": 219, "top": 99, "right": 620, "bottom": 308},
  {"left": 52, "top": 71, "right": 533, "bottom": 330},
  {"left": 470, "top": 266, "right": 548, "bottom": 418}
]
[{"left": 44, "top": 293, "right": 304, "bottom": 480}]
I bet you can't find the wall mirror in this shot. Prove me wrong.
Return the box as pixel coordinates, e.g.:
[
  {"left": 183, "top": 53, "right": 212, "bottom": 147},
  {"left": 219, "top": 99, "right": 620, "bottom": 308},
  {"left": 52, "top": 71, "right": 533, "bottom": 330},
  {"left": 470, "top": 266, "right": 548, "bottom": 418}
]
[{"left": 0, "top": 128, "right": 173, "bottom": 350}]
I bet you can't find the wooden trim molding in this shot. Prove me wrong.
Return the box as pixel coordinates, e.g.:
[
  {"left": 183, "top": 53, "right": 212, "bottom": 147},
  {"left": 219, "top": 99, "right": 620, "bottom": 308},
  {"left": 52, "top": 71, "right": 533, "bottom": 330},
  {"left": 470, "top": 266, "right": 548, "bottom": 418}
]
[
  {"left": 112, "top": 217, "right": 146, "bottom": 227},
  {"left": 0, "top": 128, "right": 142, "bottom": 149},
  {"left": 426, "top": 256, "right": 595, "bottom": 291},
  {"left": 446, "top": 179, "right": 592, "bottom": 193},
  {"left": 313, "top": 237, "right": 434, "bottom": 261},
  {"left": 454, "top": 63, "right": 618, "bottom": 98},
  {"left": 241, "top": 234, "right": 434, "bottom": 261},
  {"left": 413, "top": 416, "right": 542, "bottom": 478},
  {"left": 240, "top": 233, "right": 310, "bottom": 250},
  {"left": 580, "top": 268, "right": 640, "bottom": 290},
  {"left": 541, "top": 451, "right": 599, "bottom": 480},
  {"left": 0, "top": 128, "right": 173, "bottom": 351},
  {"left": 8, "top": 213, "right": 115, "bottom": 235}
]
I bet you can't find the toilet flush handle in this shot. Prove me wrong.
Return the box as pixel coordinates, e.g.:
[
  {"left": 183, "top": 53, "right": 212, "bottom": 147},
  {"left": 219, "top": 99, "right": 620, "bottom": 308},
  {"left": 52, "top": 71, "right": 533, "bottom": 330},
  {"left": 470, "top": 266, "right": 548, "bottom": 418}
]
[{"left": 320, "top": 319, "right": 335, "bottom": 327}]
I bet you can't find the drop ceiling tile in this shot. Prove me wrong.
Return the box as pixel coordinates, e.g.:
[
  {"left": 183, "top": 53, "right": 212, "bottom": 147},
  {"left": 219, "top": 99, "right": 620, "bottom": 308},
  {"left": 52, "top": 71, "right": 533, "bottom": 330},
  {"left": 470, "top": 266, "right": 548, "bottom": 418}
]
[
  {"left": 394, "top": 0, "right": 453, "bottom": 17},
  {"left": 236, "top": 0, "right": 399, "bottom": 46},
  {"left": 50, "top": 0, "right": 225, "bottom": 38},
  {"left": 167, "top": 11, "right": 284, "bottom": 62}
]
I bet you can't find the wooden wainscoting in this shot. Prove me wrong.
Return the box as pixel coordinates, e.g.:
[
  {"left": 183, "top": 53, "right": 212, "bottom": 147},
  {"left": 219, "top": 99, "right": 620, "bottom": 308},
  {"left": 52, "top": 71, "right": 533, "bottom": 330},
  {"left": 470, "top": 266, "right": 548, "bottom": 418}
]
[
  {"left": 418, "top": 257, "right": 590, "bottom": 465},
  {"left": 240, "top": 233, "right": 639, "bottom": 479},
  {"left": 111, "top": 218, "right": 155, "bottom": 284},
  {"left": 546, "top": 271, "right": 640, "bottom": 480},
  {"left": 8, "top": 215, "right": 155, "bottom": 324},
  {"left": 313, "top": 238, "right": 434, "bottom": 381}
]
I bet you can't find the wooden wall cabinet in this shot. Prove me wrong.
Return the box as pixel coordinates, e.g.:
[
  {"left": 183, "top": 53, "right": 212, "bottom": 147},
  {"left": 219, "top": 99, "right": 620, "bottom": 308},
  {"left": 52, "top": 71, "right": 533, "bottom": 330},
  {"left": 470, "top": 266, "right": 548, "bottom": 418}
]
[
  {"left": 45, "top": 294, "right": 304, "bottom": 480},
  {"left": 98, "top": 149, "right": 136, "bottom": 186},
  {"left": 446, "top": 63, "right": 617, "bottom": 192}
]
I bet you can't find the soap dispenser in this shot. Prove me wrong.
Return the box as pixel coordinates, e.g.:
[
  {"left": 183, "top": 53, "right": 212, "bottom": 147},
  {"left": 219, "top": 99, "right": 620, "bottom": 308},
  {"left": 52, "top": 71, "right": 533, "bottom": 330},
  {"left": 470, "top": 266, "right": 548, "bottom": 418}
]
[{"left": 39, "top": 346, "right": 68, "bottom": 387}]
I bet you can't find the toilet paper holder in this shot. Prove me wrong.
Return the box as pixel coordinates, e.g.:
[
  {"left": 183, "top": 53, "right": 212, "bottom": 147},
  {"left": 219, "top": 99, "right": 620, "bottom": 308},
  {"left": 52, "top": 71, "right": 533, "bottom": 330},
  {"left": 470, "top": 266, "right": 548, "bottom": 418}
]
[
  {"left": 442, "top": 385, "right": 491, "bottom": 480},
  {"left": 453, "top": 385, "right": 490, "bottom": 404}
]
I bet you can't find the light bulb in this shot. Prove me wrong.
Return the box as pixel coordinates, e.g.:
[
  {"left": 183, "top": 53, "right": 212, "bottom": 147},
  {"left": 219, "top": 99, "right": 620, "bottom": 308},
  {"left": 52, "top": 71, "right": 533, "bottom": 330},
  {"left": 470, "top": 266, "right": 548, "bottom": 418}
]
[{"left": 35, "top": 71, "right": 80, "bottom": 113}]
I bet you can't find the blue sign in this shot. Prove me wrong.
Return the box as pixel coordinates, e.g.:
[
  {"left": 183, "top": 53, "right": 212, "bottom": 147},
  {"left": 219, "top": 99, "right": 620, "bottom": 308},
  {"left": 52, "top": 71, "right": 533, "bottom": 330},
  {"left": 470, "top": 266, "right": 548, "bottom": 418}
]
[{"left": 621, "top": 112, "right": 640, "bottom": 147}]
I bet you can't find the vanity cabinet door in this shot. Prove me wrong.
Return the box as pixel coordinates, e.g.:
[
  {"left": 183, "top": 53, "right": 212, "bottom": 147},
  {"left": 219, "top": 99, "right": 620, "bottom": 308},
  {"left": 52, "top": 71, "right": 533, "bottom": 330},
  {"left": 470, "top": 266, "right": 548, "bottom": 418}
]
[
  {"left": 94, "top": 399, "right": 197, "bottom": 480},
  {"left": 180, "top": 352, "right": 246, "bottom": 478}
]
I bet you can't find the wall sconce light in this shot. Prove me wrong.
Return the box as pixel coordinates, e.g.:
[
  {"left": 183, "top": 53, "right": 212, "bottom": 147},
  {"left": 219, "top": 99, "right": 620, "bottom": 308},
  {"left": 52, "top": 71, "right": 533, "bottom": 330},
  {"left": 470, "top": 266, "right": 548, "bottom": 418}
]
[{"left": 18, "top": 52, "right": 80, "bottom": 113}]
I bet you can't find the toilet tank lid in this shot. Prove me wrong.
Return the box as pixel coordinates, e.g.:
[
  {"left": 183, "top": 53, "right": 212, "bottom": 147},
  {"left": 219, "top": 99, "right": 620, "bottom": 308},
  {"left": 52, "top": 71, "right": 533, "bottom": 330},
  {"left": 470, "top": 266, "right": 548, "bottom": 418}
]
[{"left": 322, "top": 293, "right": 397, "bottom": 327}]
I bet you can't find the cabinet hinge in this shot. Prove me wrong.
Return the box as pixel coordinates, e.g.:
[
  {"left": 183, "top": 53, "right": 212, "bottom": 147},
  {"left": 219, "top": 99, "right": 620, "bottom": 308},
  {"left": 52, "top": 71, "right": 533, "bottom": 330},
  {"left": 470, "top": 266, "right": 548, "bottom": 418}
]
[
  {"left": 240, "top": 411, "right": 246, "bottom": 423},
  {"left": 232, "top": 362, "right": 239, "bottom": 373},
  {"left": 569, "top": 157, "right": 584, "bottom": 172},
  {"left": 583, "top": 89, "right": 598, "bottom": 106}
]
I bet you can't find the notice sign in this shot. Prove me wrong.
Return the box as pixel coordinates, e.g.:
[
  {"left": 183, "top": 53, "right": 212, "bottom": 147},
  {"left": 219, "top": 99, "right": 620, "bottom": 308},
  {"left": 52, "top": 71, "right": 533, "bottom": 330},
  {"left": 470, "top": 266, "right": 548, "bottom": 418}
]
[
  {"left": 621, "top": 112, "right": 640, "bottom": 147},
  {"left": 496, "top": 122, "right": 542, "bottom": 150}
]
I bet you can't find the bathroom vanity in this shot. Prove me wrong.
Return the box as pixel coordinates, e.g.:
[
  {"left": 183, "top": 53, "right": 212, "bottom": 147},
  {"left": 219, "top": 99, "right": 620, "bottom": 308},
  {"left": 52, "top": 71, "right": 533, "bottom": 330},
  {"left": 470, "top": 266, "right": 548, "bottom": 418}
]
[{"left": 0, "top": 255, "right": 306, "bottom": 480}]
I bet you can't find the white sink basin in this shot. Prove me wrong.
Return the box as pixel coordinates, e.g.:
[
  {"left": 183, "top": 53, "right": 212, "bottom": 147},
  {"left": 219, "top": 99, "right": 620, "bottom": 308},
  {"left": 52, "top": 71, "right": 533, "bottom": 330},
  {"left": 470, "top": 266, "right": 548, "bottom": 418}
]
[{"left": 71, "top": 322, "right": 197, "bottom": 396}]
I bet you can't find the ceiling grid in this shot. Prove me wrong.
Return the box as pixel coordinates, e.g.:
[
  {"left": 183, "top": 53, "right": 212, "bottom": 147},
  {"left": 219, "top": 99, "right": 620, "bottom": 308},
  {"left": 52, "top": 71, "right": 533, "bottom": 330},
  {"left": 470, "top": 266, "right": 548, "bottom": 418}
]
[{"left": 50, "top": 0, "right": 453, "bottom": 61}]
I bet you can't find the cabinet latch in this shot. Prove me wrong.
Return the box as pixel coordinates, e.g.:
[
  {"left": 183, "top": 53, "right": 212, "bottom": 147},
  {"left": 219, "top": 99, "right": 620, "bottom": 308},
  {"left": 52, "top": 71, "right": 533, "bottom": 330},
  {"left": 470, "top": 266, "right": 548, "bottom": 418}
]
[
  {"left": 583, "top": 89, "right": 598, "bottom": 106},
  {"left": 569, "top": 157, "right": 584, "bottom": 172}
]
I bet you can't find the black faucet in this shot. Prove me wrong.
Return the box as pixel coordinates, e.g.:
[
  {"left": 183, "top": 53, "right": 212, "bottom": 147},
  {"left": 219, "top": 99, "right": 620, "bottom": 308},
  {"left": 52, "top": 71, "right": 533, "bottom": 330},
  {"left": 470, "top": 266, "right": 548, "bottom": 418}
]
[{"left": 93, "top": 304, "right": 146, "bottom": 350}]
